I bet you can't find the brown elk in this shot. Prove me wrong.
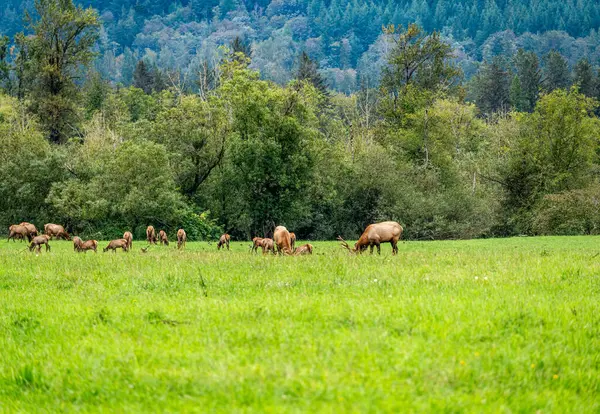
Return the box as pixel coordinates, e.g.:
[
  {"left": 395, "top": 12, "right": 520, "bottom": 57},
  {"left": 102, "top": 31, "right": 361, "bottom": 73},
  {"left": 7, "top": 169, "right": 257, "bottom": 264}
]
[
  {"left": 78, "top": 240, "right": 98, "bottom": 253},
  {"left": 251, "top": 237, "right": 264, "bottom": 253},
  {"left": 8, "top": 224, "right": 28, "bottom": 242},
  {"left": 103, "top": 239, "right": 129, "bottom": 253},
  {"left": 338, "top": 221, "right": 403, "bottom": 255},
  {"left": 177, "top": 229, "right": 187, "bottom": 249},
  {"left": 217, "top": 233, "right": 230, "bottom": 250},
  {"left": 44, "top": 223, "right": 71, "bottom": 240},
  {"left": 73, "top": 236, "right": 83, "bottom": 252},
  {"left": 261, "top": 238, "right": 275, "bottom": 255},
  {"left": 158, "top": 230, "right": 169, "bottom": 246},
  {"left": 294, "top": 243, "right": 313, "bottom": 255},
  {"left": 19, "top": 222, "right": 38, "bottom": 238},
  {"left": 29, "top": 235, "right": 51, "bottom": 253},
  {"left": 289, "top": 232, "right": 296, "bottom": 251},
  {"left": 273, "top": 226, "right": 293, "bottom": 255},
  {"left": 146, "top": 226, "right": 157, "bottom": 244},
  {"left": 123, "top": 231, "right": 133, "bottom": 251}
]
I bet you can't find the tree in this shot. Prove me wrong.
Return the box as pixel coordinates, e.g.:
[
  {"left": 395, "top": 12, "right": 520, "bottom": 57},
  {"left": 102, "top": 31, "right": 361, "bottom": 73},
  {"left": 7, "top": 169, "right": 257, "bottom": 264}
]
[
  {"left": 574, "top": 58, "right": 596, "bottom": 98},
  {"left": 543, "top": 51, "right": 570, "bottom": 92},
  {"left": 230, "top": 36, "right": 252, "bottom": 61},
  {"left": 470, "top": 57, "right": 511, "bottom": 115},
  {"left": 25, "top": 0, "right": 100, "bottom": 143},
  {"left": 133, "top": 60, "right": 153, "bottom": 94},
  {"left": 0, "top": 35, "right": 10, "bottom": 92},
  {"left": 512, "top": 49, "right": 542, "bottom": 112},
  {"left": 295, "top": 51, "right": 329, "bottom": 98}
]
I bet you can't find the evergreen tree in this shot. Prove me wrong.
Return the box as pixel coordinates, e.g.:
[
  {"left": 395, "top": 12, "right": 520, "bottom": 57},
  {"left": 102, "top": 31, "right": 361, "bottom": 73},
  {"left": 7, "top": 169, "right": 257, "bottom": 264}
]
[
  {"left": 470, "top": 57, "right": 511, "bottom": 114},
  {"left": 295, "top": 51, "right": 329, "bottom": 97},
  {"left": 230, "top": 36, "right": 252, "bottom": 62},
  {"left": 543, "top": 51, "right": 570, "bottom": 92},
  {"left": 512, "top": 49, "right": 541, "bottom": 112},
  {"left": 133, "top": 60, "right": 153, "bottom": 94},
  {"left": 509, "top": 75, "right": 528, "bottom": 112},
  {"left": 574, "top": 58, "right": 596, "bottom": 97}
]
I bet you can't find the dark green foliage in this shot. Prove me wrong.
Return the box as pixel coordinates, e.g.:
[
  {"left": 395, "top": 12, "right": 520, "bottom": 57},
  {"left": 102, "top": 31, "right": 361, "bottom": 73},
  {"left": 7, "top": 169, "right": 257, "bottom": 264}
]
[
  {"left": 469, "top": 57, "right": 510, "bottom": 115},
  {"left": 543, "top": 51, "right": 570, "bottom": 92},
  {"left": 511, "top": 49, "right": 541, "bottom": 112},
  {"left": 573, "top": 59, "right": 597, "bottom": 98},
  {"left": 295, "top": 52, "right": 329, "bottom": 98},
  {"left": 133, "top": 60, "right": 153, "bottom": 94}
]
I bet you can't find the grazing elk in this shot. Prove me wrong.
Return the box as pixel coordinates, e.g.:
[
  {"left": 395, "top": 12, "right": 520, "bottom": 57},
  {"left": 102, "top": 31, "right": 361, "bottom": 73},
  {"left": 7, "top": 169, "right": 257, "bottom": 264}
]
[
  {"left": 261, "top": 238, "right": 275, "bottom": 255},
  {"left": 20, "top": 222, "right": 38, "bottom": 239},
  {"left": 103, "top": 239, "right": 129, "bottom": 253},
  {"left": 158, "top": 230, "right": 169, "bottom": 246},
  {"left": 8, "top": 224, "right": 28, "bottom": 242},
  {"left": 273, "top": 226, "right": 294, "bottom": 255},
  {"left": 146, "top": 226, "right": 157, "bottom": 245},
  {"left": 217, "top": 233, "right": 230, "bottom": 250},
  {"left": 78, "top": 240, "right": 98, "bottom": 253},
  {"left": 251, "top": 237, "right": 264, "bottom": 254},
  {"left": 289, "top": 232, "right": 296, "bottom": 252},
  {"left": 123, "top": 231, "right": 133, "bottom": 251},
  {"left": 29, "top": 235, "right": 51, "bottom": 253},
  {"left": 338, "top": 221, "right": 403, "bottom": 255},
  {"left": 177, "top": 229, "right": 187, "bottom": 250},
  {"left": 44, "top": 223, "right": 71, "bottom": 240},
  {"left": 294, "top": 243, "right": 313, "bottom": 255},
  {"left": 73, "top": 236, "right": 83, "bottom": 252}
]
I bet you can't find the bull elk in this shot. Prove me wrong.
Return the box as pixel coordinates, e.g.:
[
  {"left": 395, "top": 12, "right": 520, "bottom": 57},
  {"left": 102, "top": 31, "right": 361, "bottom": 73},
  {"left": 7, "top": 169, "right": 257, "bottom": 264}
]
[
  {"left": 8, "top": 224, "right": 29, "bottom": 242},
  {"left": 29, "top": 235, "right": 51, "bottom": 253},
  {"left": 338, "top": 221, "right": 403, "bottom": 255},
  {"left": 289, "top": 232, "right": 296, "bottom": 251},
  {"left": 123, "top": 231, "right": 133, "bottom": 251},
  {"left": 294, "top": 243, "right": 313, "bottom": 255},
  {"left": 251, "top": 237, "right": 264, "bottom": 254},
  {"left": 78, "top": 240, "right": 98, "bottom": 253},
  {"left": 73, "top": 236, "right": 83, "bottom": 252},
  {"left": 44, "top": 223, "right": 71, "bottom": 240},
  {"left": 103, "top": 239, "right": 129, "bottom": 253},
  {"left": 20, "top": 222, "right": 38, "bottom": 239},
  {"left": 273, "top": 226, "right": 293, "bottom": 255},
  {"left": 261, "top": 238, "right": 275, "bottom": 255},
  {"left": 146, "top": 226, "right": 157, "bottom": 245},
  {"left": 158, "top": 230, "right": 169, "bottom": 246},
  {"left": 217, "top": 234, "right": 230, "bottom": 250},
  {"left": 177, "top": 229, "right": 187, "bottom": 250}
]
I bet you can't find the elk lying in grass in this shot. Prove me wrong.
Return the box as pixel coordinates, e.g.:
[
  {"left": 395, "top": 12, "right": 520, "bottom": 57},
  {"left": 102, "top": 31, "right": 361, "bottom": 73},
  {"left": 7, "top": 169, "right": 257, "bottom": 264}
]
[
  {"left": 73, "top": 236, "right": 83, "bottom": 252},
  {"left": 45, "top": 223, "right": 70, "bottom": 240},
  {"left": 338, "top": 221, "right": 403, "bottom": 255},
  {"left": 103, "top": 239, "right": 129, "bottom": 253},
  {"left": 123, "top": 231, "right": 133, "bottom": 251},
  {"left": 261, "top": 238, "right": 275, "bottom": 255},
  {"left": 177, "top": 229, "right": 187, "bottom": 249},
  {"left": 158, "top": 230, "right": 169, "bottom": 246},
  {"left": 289, "top": 232, "right": 296, "bottom": 251},
  {"left": 274, "top": 226, "right": 293, "bottom": 255},
  {"left": 29, "top": 235, "right": 51, "bottom": 253},
  {"left": 251, "top": 237, "right": 264, "bottom": 253},
  {"left": 146, "top": 226, "right": 157, "bottom": 244},
  {"left": 217, "top": 234, "right": 230, "bottom": 250},
  {"left": 294, "top": 243, "right": 313, "bottom": 255},
  {"left": 20, "top": 222, "right": 38, "bottom": 238},
  {"left": 8, "top": 224, "right": 29, "bottom": 242},
  {"left": 78, "top": 240, "right": 98, "bottom": 253}
]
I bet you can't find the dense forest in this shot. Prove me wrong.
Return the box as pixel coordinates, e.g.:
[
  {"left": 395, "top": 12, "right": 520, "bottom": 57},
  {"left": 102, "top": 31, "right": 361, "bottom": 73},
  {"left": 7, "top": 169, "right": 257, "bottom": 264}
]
[{"left": 1, "top": 0, "right": 600, "bottom": 241}]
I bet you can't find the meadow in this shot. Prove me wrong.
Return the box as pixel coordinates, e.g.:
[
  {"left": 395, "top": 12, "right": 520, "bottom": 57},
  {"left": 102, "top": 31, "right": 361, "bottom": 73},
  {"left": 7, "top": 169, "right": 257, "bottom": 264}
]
[{"left": 0, "top": 236, "right": 599, "bottom": 412}]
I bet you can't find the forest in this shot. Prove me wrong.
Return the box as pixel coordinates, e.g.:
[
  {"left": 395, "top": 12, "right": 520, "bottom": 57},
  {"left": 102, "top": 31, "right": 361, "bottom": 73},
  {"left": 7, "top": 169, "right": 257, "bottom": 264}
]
[{"left": 1, "top": 0, "right": 600, "bottom": 241}]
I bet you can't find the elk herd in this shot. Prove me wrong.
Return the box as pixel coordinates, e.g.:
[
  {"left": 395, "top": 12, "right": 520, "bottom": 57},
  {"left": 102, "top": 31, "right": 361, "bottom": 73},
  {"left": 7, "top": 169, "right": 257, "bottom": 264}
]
[{"left": 7, "top": 221, "right": 404, "bottom": 256}]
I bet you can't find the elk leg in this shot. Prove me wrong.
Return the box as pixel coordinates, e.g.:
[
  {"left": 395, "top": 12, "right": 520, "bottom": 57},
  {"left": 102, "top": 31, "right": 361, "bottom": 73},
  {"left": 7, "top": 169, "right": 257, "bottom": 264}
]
[
  {"left": 369, "top": 244, "right": 374, "bottom": 254},
  {"left": 376, "top": 243, "right": 381, "bottom": 255}
]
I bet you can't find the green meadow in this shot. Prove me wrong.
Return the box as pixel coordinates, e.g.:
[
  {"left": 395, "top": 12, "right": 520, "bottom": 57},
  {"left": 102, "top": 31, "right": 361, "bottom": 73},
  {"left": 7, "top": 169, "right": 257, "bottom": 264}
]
[{"left": 0, "top": 237, "right": 599, "bottom": 412}]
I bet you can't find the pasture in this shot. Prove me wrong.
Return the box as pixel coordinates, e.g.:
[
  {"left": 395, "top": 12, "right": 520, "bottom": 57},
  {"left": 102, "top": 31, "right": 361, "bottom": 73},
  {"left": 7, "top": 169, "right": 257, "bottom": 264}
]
[{"left": 0, "top": 236, "right": 599, "bottom": 412}]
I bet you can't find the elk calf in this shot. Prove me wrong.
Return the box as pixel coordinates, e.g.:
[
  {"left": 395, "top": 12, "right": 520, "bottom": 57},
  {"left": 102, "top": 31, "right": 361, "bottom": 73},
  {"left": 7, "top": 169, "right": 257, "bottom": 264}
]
[
  {"left": 261, "top": 238, "right": 275, "bottom": 255},
  {"left": 217, "top": 233, "right": 230, "bottom": 250},
  {"left": 177, "top": 229, "right": 187, "bottom": 250},
  {"left": 158, "top": 230, "right": 169, "bottom": 246},
  {"left": 103, "top": 239, "right": 129, "bottom": 253},
  {"left": 29, "top": 235, "right": 51, "bottom": 253},
  {"left": 251, "top": 237, "right": 264, "bottom": 254},
  {"left": 294, "top": 243, "right": 313, "bottom": 255},
  {"left": 79, "top": 240, "right": 98, "bottom": 253},
  {"left": 289, "top": 232, "right": 296, "bottom": 251}
]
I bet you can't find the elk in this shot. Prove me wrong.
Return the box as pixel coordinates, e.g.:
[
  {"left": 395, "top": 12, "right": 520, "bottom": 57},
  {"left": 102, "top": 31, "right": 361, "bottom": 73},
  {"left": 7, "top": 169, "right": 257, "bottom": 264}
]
[
  {"left": 29, "top": 235, "right": 51, "bottom": 253},
  {"left": 103, "top": 239, "right": 129, "bottom": 253},
  {"left": 251, "top": 237, "right": 264, "bottom": 254},
  {"left": 73, "top": 236, "right": 83, "bottom": 252},
  {"left": 177, "top": 229, "right": 187, "bottom": 249},
  {"left": 338, "top": 221, "right": 403, "bottom": 255},
  {"left": 217, "top": 233, "right": 230, "bottom": 250},
  {"left": 273, "top": 226, "right": 293, "bottom": 255},
  {"left": 294, "top": 243, "right": 313, "bottom": 255},
  {"left": 146, "top": 226, "right": 157, "bottom": 244},
  {"left": 123, "top": 231, "right": 133, "bottom": 251},
  {"left": 44, "top": 223, "right": 71, "bottom": 240},
  {"left": 261, "top": 238, "right": 275, "bottom": 255},
  {"left": 158, "top": 230, "right": 169, "bottom": 246},
  {"left": 19, "top": 222, "right": 38, "bottom": 238},
  {"left": 289, "top": 232, "right": 296, "bottom": 251},
  {"left": 8, "top": 224, "right": 28, "bottom": 242},
  {"left": 78, "top": 240, "right": 98, "bottom": 253}
]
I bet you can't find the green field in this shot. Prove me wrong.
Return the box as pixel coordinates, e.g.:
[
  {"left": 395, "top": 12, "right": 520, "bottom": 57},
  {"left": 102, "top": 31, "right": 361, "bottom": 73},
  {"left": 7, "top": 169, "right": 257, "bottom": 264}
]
[{"left": 0, "top": 237, "right": 599, "bottom": 412}]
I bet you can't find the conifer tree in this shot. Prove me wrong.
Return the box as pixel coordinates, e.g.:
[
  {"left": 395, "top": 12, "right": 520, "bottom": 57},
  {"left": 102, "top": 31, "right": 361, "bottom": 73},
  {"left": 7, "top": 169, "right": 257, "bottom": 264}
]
[
  {"left": 133, "top": 60, "right": 153, "bottom": 94},
  {"left": 295, "top": 51, "right": 329, "bottom": 98},
  {"left": 543, "top": 51, "right": 570, "bottom": 92}
]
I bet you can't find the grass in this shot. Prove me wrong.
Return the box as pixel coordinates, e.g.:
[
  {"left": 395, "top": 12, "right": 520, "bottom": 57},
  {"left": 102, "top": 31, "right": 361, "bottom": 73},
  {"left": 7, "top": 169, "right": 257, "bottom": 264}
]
[{"left": 0, "top": 236, "right": 599, "bottom": 412}]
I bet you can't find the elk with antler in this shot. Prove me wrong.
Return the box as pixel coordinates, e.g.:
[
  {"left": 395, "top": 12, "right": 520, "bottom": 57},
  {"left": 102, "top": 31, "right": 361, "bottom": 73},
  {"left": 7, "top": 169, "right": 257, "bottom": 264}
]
[{"left": 338, "top": 221, "right": 403, "bottom": 255}]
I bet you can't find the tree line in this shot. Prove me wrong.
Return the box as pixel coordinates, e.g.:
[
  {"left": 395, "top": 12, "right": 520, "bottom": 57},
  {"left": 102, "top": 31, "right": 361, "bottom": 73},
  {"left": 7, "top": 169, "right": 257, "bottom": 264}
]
[{"left": 1, "top": 0, "right": 600, "bottom": 241}]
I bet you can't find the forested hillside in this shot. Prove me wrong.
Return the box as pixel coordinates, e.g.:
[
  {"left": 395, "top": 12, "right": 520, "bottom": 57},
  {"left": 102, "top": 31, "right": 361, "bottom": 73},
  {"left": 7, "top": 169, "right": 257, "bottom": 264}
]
[
  {"left": 1, "top": 0, "right": 600, "bottom": 241},
  {"left": 2, "top": 0, "right": 600, "bottom": 92}
]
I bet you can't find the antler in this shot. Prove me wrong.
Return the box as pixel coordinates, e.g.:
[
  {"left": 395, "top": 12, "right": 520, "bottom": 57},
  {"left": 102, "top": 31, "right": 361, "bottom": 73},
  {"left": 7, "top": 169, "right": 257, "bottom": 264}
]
[{"left": 337, "top": 236, "right": 352, "bottom": 252}]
